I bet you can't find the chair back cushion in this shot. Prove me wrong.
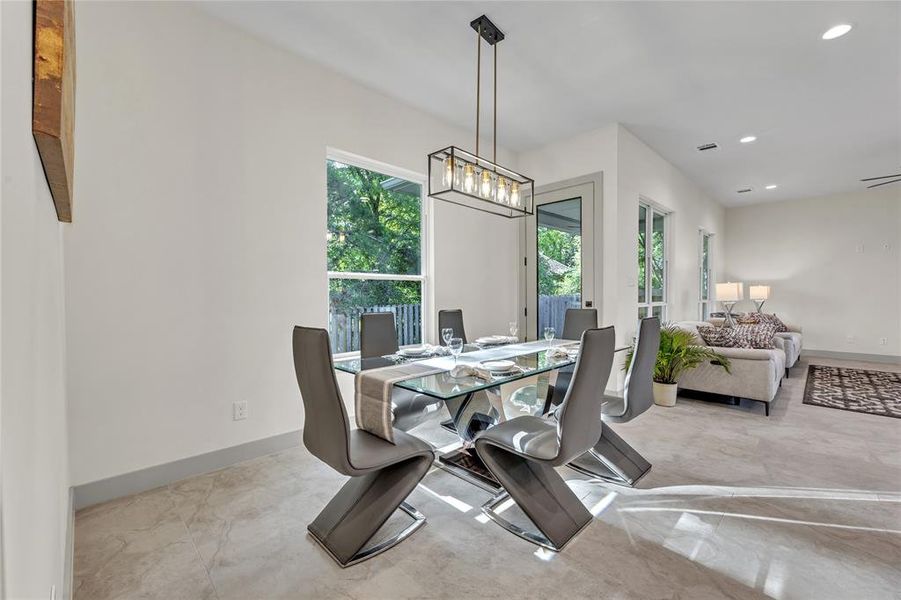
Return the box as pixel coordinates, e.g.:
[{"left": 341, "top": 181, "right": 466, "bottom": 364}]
[
  {"left": 562, "top": 308, "right": 598, "bottom": 341},
  {"left": 292, "top": 326, "right": 353, "bottom": 474},
  {"left": 555, "top": 326, "right": 615, "bottom": 464},
  {"left": 438, "top": 309, "right": 468, "bottom": 344},
  {"left": 360, "top": 312, "right": 399, "bottom": 358},
  {"left": 620, "top": 317, "right": 661, "bottom": 421}
]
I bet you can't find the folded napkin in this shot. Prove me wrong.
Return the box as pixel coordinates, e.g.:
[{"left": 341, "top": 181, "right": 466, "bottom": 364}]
[
  {"left": 449, "top": 363, "right": 524, "bottom": 381},
  {"left": 546, "top": 345, "right": 580, "bottom": 360}
]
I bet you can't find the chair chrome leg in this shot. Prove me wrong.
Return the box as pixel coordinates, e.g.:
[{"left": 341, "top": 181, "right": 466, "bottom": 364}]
[
  {"left": 308, "top": 502, "right": 426, "bottom": 568},
  {"left": 476, "top": 443, "right": 593, "bottom": 551},
  {"left": 480, "top": 492, "right": 590, "bottom": 552},
  {"left": 567, "top": 425, "right": 651, "bottom": 487},
  {"left": 307, "top": 454, "right": 432, "bottom": 567}
]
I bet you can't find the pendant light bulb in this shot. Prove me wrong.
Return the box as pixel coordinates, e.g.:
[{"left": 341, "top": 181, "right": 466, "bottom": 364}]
[
  {"left": 496, "top": 176, "right": 508, "bottom": 203},
  {"left": 480, "top": 169, "right": 493, "bottom": 198},
  {"left": 510, "top": 182, "right": 520, "bottom": 207},
  {"left": 443, "top": 156, "right": 455, "bottom": 187},
  {"left": 462, "top": 162, "right": 476, "bottom": 194}
]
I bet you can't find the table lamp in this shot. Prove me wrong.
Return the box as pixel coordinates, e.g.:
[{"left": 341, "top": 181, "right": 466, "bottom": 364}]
[
  {"left": 715, "top": 282, "right": 744, "bottom": 327},
  {"left": 749, "top": 285, "right": 771, "bottom": 313}
]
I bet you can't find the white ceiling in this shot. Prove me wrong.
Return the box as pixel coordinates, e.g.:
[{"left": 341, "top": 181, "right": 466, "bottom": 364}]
[{"left": 197, "top": 1, "right": 901, "bottom": 206}]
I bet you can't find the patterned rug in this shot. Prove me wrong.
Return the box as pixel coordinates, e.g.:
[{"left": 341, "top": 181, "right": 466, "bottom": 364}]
[{"left": 803, "top": 364, "right": 901, "bottom": 419}]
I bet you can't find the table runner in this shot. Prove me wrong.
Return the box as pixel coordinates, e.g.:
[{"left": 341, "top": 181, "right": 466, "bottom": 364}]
[{"left": 355, "top": 362, "right": 446, "bottom": 443}]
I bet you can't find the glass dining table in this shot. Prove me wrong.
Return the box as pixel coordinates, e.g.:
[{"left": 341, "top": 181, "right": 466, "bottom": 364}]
[{"left": 334, "top": 339, "right": 628, "bottom": 490}]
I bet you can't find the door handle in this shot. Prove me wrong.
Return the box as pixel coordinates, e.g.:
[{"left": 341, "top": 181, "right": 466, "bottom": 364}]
[{"left": 585, "top": 300, "right": 593, "bottom": 308}]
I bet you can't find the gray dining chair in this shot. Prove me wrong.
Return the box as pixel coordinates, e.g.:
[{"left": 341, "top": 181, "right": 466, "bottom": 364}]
[
  {"left": 437, "top": 309, "right": 467, "bottom": 344},
  {"left": 474, "top": 326, "right": 616, "bottom": 551},
  {"left": 360, "top": 312, "right": 441, "bottom": 432},
  {"left": 292, "top": 326, "right": 434, "bottom": 567},
  {"left": 508, "top": 308, "right": 599, "bottom": 415},
  {"left": 569, "top": 317, "right": 660, "bottom": 486},
  {"left": 541, "top": 308, "right": 598, "bottom": 413}
]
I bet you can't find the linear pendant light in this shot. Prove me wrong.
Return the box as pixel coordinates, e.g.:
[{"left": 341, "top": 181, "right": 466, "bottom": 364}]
[{"left": 427, "top": 15, "right": 535, "bottom": 218}]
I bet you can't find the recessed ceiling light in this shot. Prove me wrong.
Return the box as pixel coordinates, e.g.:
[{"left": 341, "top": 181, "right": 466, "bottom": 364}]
[
  {"left": 765, "top": 184, "right": 778, "bottom": 190},
  {"left": 822, "top": 24, "right": 852, "bottom": 40},
  {"left": 739, "top": 136, "right": 757, "bottom": 144}
]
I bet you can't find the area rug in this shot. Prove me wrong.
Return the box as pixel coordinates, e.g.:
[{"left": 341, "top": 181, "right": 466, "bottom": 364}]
[{"left": 803, "top": 364, "right": 901, "bottom": 419}]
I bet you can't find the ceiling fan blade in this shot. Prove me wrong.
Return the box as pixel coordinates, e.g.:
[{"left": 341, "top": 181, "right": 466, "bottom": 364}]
[
  {"left": 861, "top": 173, "right": 901, "bottom": 182},
  {"left": 867, "top": 178, "right": 901, "bottom": 189}
]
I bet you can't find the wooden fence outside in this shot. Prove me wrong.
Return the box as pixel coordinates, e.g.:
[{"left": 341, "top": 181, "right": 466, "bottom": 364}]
[
  {"left": 538, "top": 294, "right": 581, "bottom": 336},
  {"left": 329, "top": 303, "right": 422, "bottom": 354}
]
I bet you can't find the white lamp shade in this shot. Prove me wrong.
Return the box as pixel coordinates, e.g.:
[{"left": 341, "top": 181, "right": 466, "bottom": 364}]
[
  {"left": 715, "top": 282, "right": 744, "bottom": 302},
  {"left": 749, "top": 285, "right": 771, "bottom": 301}
]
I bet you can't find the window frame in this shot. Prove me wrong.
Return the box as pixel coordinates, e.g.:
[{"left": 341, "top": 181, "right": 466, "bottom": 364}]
[
  {"left": 698, "top": 229, "right": 714, "bottom": 321},
  {"left": 637, "top": 201, "right": 668, "bottom": 323},
  {"left": 326, "top": 148, "right": 432, "bottom": 359}
]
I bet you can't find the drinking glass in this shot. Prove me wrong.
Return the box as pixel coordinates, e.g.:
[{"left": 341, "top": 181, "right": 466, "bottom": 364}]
[
  {"left": 543, "top": 326, "right": 555, "bottom": 348},
  {"left": 449, "top": 337, "right": 464, "bottom": 364},
  {"left": 508, "top": 321, "right": 519, "bottom": 340},
  {"left": 441, "top": 328, "right": 454, "bottom": 346}
]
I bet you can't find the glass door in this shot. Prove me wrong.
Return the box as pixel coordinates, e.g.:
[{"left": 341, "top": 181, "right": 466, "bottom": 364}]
[{"left": 526, "top": 183, "right": 595, "bottom": 340}]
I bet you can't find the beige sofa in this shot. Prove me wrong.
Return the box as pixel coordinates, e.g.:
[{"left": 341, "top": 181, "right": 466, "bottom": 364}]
[{"left": 673, "top": 321, "right": 787, "bottom": 416}]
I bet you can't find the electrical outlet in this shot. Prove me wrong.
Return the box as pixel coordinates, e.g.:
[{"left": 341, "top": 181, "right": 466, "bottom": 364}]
[
  {"left": 880, "top": 337, "right": 888, "bottom": 346},
  {"left": 233, "top": 401, "right": 248, "bottom": 421},
  {"left": 855, "top": 244, "right": 865, "bottom": 254}
]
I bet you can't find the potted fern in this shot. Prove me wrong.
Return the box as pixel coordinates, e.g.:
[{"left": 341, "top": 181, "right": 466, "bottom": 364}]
[{"left": 626, "top": 323, "right": 732, "bottom": 407}]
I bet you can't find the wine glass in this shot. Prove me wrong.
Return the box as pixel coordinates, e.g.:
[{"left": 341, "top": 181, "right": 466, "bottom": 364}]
[
  {"left": 441, "top": 327, "right": 454, "bottom": 346},
  {"left": 543, "top": 326, "right": 555, "bottom": 348},
  {"left": 449, "top": 337, "right": 464, "bottom": 365},
  {"left": 508, "top": 321, "right": 519, "bottom": 340}
]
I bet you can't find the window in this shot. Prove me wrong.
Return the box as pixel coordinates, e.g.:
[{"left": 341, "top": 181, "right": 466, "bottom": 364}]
[
  {"left": 327, "top": 154, "right": 427, "bottom": 354},
  {"left": 699, "top": 230, "right": 714, "bottom": 320},
  {"left": 638, "top": 203, "right": 667, "bottom": 322}
]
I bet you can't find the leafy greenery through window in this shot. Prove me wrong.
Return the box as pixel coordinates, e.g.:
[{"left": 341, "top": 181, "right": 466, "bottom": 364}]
[
  {"left": 638, "top": 203, "right": 667, "bottom": 321},
  {"left": 536, "top": 198, "right": 582, "bottom": 334},
  {"left": 327, "top": 158, "right": 424, "bottom": 353},
  {"left": 699, "top": 231, "right": 713, "bottom": 320}
]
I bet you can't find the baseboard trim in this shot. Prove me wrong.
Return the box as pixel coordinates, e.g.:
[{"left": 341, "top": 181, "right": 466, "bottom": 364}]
[
  {"left": 803, "top": 350, "right": 901, "bottom": 365},
  {"left": 72, "top": 430, "right": 300, "bottom": 510}
]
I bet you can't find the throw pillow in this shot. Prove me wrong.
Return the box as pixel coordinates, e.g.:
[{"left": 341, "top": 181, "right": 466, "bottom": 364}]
[
  {"left": 737, "top": 312, "right": 788, "bottom": 332},
  {"left": 733, "top": 324, "right": 777, "bottom": 349},
  {"left": 697, "top": 325, "right": 740, "bottom": 348}
]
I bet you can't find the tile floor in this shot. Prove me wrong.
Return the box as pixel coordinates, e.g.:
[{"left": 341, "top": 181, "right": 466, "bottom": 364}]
[{"left": 74, "top": 358, "right": 901, "bottom": 599}]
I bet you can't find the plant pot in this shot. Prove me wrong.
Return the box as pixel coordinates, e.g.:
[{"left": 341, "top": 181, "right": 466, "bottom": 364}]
[{"left": 653, "top": 382, "right": 678, "bottom": 407}]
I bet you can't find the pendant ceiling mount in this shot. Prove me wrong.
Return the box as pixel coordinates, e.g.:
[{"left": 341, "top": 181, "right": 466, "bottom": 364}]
[{"left": 428, "top": 15, "right": 534, "bottom": 218}]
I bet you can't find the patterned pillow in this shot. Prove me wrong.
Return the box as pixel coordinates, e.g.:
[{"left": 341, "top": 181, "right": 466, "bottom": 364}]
[
  {"left": 733, "top": 324, "right": 777, "bottom": 349},
  {"left": 697, "top": 325, "right": 740, "bottom": 348},
  {"left": 737, "top": 312, "right": 788, "bottom": 332}
]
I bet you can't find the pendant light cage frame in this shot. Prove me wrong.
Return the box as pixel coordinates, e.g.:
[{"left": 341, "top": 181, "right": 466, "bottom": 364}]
[
  {"left": 427, "top": 15, "right": 534, "bottom": 218},
  {"left": 428, "top": 146, "right": 534, "bottom": 218}
]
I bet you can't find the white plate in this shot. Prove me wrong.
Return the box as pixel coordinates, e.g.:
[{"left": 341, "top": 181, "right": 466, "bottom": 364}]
[
  {"left": 476, "top": 335, "right": 509, "bottom": 345},
  {"left": 398, "top": 347, "right": 430, "bottom": 357},
  {"left": 480, "top": 359, "right": 517, "bottom": 372}
]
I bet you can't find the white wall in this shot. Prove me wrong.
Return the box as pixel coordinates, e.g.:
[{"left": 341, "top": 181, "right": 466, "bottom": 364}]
[
  {"left": 725, "top": 188, "right": 901, "bottom": 357},
  {"left": 1, "top": 2, "right": 71, "bottom": 598},
  {"left": 67, "top": 1, "right": 520, "bottom": 486},
  {"left": 517, "top": 124, "right": 725, "bottom": 353},
  {"left": 617, "top": 126, "right": 726, "bottom": 335}
]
